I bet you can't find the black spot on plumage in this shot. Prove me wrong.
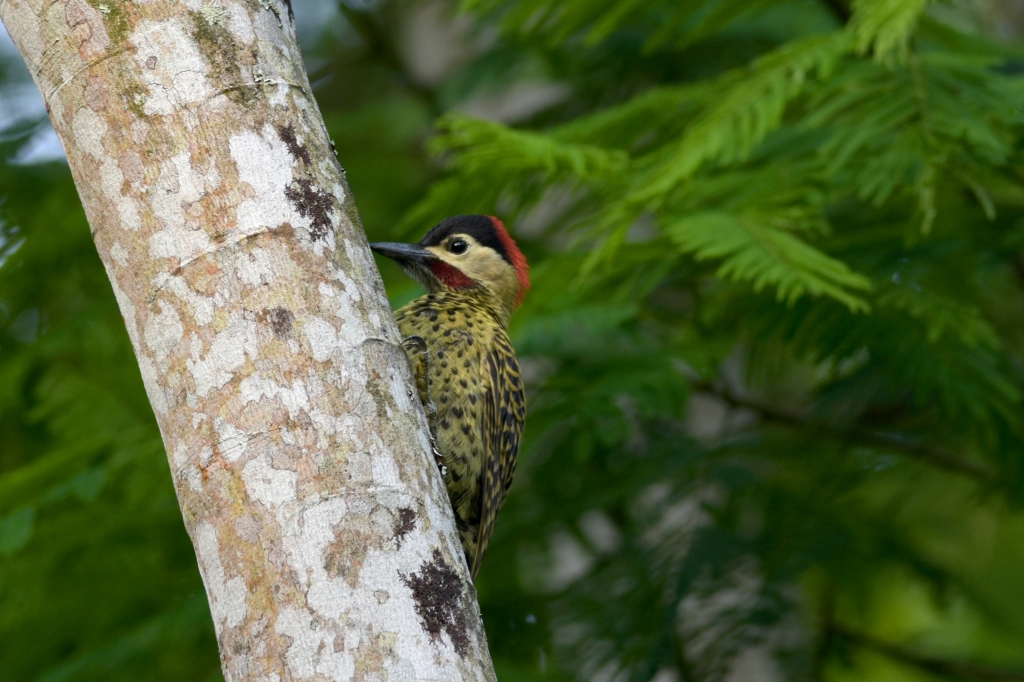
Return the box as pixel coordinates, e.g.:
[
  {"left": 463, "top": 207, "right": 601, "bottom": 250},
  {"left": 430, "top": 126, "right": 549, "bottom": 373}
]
[{"left": 392, "top": 290, "right": 526, "bottom": 580}]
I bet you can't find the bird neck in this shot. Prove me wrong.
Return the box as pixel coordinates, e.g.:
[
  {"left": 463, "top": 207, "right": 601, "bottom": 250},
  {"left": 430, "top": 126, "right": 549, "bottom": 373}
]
[{"left": 435, "top": 288, "right": 513, "bottom": 328}]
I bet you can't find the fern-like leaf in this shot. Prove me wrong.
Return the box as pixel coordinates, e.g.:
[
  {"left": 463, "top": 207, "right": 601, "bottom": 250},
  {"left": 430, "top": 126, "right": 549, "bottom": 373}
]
[
  {"left": 876, "top": 285, "right": 1001, "bottom": 349},
  {"left": 664, "top": 211, "right": 871, "bottom": 311},
  {"left": 433, "top": 113, "right": 627, "bottom": 181},
  {"left": 849, "top": 0, "right": 930, "bottom": 63}
]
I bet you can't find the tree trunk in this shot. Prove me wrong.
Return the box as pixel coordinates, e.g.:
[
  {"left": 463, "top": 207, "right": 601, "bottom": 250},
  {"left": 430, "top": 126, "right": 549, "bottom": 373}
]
[{"left": 0, "top": 1, "right": 496, "bottom": 679}]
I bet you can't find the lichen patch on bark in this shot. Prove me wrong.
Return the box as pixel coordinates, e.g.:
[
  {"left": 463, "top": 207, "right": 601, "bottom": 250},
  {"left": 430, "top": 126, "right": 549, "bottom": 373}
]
[
  {"left": 285, "top": 178, "right": 335, "bottom": 242},
  {"left": 393, "top": 507, "right": 416, "bottom": 547},
  {"left": 230, "top": 125, "right": 314, "bottom": 242},
  {"left": 197, "top": 522, "right": 250, "bottom": 629},
  {"left": 131, "top": 18, "right": 217, "bottom": 116},
  {"left": 277, "top": 123, "right": 311, "bottom": 165},
  {"left": 402, "top": 549, "right": 472, "bottom": 657},
  {"left": 266, "top": 306, "right": 295, "bottom": 338}
]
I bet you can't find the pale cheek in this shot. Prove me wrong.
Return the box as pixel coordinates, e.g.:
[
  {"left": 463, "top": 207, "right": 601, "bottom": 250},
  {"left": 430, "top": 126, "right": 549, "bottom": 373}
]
[{"left": 462, "top": 256, "right": 518, "bottom": 300}]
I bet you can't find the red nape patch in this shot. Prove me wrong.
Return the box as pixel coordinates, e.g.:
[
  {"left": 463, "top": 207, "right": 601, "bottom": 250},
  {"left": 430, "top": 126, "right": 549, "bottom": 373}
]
[
  {"left": 488, "top": 216, "right": 531, "bottom": 306},
  {"left": 431, "top": 261, "right": 475, "bottom": 290}
]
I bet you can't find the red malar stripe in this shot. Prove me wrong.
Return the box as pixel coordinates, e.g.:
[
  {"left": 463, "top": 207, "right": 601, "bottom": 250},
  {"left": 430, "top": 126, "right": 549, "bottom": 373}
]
[{"left": 431, "top": 260, "right": 475, "bottom": 289}]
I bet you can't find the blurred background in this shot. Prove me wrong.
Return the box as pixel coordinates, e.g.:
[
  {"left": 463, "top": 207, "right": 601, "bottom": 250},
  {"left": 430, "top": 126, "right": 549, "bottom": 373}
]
[{"left": 5, "top": 0, "right": 1024, "bottom": 680}]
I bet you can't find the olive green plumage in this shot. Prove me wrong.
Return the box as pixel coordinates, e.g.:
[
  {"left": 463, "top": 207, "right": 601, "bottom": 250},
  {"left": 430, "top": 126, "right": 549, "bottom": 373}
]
[
  {"left": 371, "top": 215, "right": 529, "bottom": 578},
  {"left": 395, "top": 291, "right": 524, "bottom": 575}
]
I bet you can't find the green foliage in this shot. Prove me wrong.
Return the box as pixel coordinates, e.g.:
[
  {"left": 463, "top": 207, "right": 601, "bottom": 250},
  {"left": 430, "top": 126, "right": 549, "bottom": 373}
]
[
  {"left": 6, "top": 0, "right": 1024, "bottom": 681},
  {"left": 407, "top": 0, "right": 1024, "bottom": 680},
  {"left": 434, "top": 114, "right": 628, "bottom": 180},
  {"left": 665, "top": 211, "right": 872, "bottom": 311},
  {"left": 850, "top": 0, "right": 930, "bottom": 62}
]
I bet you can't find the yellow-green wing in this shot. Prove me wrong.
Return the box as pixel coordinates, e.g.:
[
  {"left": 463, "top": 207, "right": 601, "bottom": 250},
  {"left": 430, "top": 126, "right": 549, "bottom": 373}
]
[{"left": 470, "top": 330, "right": 525, "bottom": 578}]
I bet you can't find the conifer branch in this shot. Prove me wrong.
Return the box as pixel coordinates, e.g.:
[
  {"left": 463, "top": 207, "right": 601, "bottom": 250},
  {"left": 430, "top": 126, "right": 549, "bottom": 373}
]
[
  {"left": 831, "top": 625, "right": 1024, "bottom": 681},
  {"left": 822, "top": 0, "right": 852, "bottom": 24},
  {"left": 689, "top": 379, "right": 997, "bottom": 483}
]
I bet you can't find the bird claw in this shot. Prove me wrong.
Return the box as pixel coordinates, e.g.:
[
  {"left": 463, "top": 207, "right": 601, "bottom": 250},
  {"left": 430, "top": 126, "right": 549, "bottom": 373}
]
[{"left": 430, "top": 435, "right": 447, "bottom": 477}]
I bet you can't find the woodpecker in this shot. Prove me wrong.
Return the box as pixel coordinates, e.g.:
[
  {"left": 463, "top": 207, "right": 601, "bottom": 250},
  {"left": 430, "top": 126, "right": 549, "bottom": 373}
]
[{"left": 371, "top": 215, "right": 529, "bottom": 578}]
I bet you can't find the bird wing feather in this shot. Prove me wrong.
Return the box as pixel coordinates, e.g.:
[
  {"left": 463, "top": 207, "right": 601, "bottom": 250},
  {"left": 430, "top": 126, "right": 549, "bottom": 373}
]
[{"left": 470, "top": 330, "right": 525, "bottom": 578}]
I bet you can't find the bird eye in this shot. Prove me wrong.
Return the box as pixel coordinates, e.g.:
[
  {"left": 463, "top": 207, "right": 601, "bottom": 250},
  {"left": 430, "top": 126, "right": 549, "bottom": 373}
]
[{"left": 449, "top": 239, "right": 468, "bottom": 255}]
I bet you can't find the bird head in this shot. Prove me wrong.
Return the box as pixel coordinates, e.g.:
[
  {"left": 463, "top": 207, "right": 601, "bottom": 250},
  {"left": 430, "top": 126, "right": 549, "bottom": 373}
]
[{"left": 371, "top": 215, "right": 530, "bottom": 322}]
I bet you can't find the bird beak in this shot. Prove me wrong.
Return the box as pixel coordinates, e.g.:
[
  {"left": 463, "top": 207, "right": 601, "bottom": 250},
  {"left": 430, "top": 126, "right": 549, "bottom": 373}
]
[{"left": 369, "top": 242, "right": 436, "bottom": 264}]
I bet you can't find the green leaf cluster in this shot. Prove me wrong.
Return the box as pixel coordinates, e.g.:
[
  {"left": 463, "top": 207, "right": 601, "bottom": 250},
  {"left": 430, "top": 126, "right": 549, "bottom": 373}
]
[{"left": 407, "top": 0, "right": 1024, "bottom": 680}]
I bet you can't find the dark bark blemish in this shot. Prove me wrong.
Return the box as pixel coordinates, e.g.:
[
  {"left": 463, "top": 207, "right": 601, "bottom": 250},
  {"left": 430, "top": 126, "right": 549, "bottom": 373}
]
[
  {"left": 277, "top": 124, "right": 311, "bottom": 165},
  {"left": 401, "top": 549, "right": 470, "bottom": 656},
  {"left": 393, "top": 507, "right": 415, "bottom": 546},
  {"left": 268, "top": 307, "right": 294, "bottom": 339},
  {"left": 284, "top": 179, "right": 333, "bottom": 242},
  {"left": 323, "top": 525, "right": 370, "bottom": 588}
]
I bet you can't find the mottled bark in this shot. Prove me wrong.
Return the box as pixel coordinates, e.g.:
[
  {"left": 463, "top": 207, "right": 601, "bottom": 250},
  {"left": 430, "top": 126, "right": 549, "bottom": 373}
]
[{"left": 0, "top": 0, "right": 496, "bottom": 679}]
